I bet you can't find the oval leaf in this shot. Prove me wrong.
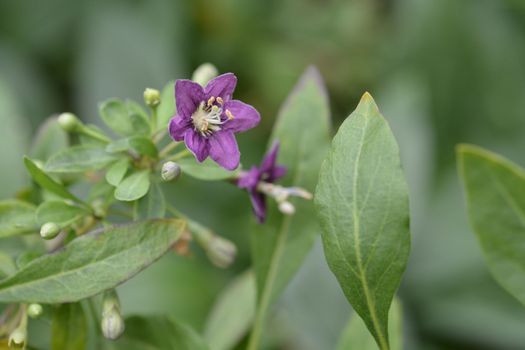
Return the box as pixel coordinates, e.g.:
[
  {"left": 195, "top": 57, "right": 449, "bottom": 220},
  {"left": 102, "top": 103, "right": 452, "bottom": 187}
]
[
  {"left": 0, "top": 200, "right": 37, "bottom": 238},
  {"left": 45, "top": 145, "right": 117, "bottom": 173},
  {"left": 178, "top": 157, "right": 238, "bottom": 181},
  {"left": 314, "top": 93, "right": 410, "bottom": 350},
  {"left": 30, "top": 117, "right": 69, "bottom": 161},
  {"left": 51, "top": 302, "right": 87, "bottom": 350},
  {"left": 0, "top": 219, "right": 185, "bottom": 303},
  {"left": 248, "top": 67, "right": 331, "bottom": 347},
  {"left": 115, "top": 171, "right": 151, "bottom": 201},
  {"left": 458, "top": 144, "right": 525, "bottom": 306},
  {"left": 36, "top": 200, "right": 89, "bottom": 226},
  {"left": 106, "top": 159, "right": 129, "bottom": 186},
  {"left": 99, "top": 99, "right": 134, "bottom": 136},
  {"left": 134, "top": 182, "right": 166, "bottom": 220}
]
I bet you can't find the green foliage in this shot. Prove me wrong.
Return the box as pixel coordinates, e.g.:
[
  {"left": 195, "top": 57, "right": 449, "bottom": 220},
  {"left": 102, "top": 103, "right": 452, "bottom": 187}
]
[
  {"left": 248, "top": 67, "right": 331, "bottom": 349},
  {"left": 99, "top": 99, "right": 150, "bottom": 137},
  {"left": 157, "top": 81, "right": 176, "bottom": 132},
  {"left": 24, "top": 157, "right": 83, "bottom": 204},
  {"left": 315, "top": 93, "right": 410, "bottom": 350},
  {"left": 458, "top": 145, "right": 525, "bottom": 306},
  {"left": 45, "top": 145, "right": 117, "bottom": 173},
  {"left": 30, "top": 117, "right": 69, "bottom": 161},
  {"left": 106, "top": 316, "right": 209, "bottom": 350},
  {"left": 114, "top": 171, "right": 151, "bottom": 202},
  {"left": 51, "top": 303, "right": 88, "bottom": 350},
  {"left": 36, "top": 200, "right": 89, "bottom": 226},
  {"left": 134, "top": 182, "right": 166, "bottom": 220},
  {"left": 105, "top": 159, "right": 129, "bottom": 187},
  {"left": 0, "top": 219, "right": 185, "bottom": 303},
  {"left": 106, "top": 136, "right": 158, "bottom": 158},
  {"left": 337, "top": 298, "right": 403, "bottom": 350},
  {"left": 204, "top": 271, "right": 256, "bottom": 350},
  {"left": 0, "top": 200, "right": 37, "bottom": 238}
]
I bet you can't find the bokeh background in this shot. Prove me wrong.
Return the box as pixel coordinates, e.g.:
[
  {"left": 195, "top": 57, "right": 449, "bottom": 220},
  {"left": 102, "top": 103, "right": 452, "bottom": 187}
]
[{"left": 1, "top": 0, "right": 525, "bottom": 349}]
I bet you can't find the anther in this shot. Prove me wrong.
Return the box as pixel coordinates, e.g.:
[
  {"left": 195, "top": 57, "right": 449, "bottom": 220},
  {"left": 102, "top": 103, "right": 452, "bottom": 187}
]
[
  {"left": 216, "top": 97, "right": 224, "bottom": 105},
  {"left": 207, "top": 96, "right": 216, "bottom": 106},
  {"left": 226, "top": 110, "right": 235, "bottom": 120}
]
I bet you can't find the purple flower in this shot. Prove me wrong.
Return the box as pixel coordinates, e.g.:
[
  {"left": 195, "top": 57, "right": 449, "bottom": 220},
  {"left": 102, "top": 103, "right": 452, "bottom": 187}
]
[
  {"left": 237, "top": 142, "right": 287, "bottom": 223},
  {"left": 168, "top": 73, "right": 260, "bottom": 170}
]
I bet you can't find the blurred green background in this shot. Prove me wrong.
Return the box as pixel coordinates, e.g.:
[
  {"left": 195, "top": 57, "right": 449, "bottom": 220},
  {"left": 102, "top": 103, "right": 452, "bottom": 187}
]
[{"left": 2, "top": 0, "right": 525, "bottom": 349}]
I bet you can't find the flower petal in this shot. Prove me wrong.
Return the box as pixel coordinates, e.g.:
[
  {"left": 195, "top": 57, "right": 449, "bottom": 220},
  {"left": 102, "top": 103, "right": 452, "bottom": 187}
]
[
  {"left": 270, "top": 165, "right": 287, "bottom": 182},
  {"left": 260, "top": 142, "right": 280, "bottom": 174},
  {"left": 208, "top": 131, "right": 240, "bottom": 170},
  {"left": 222, "top": 100, "right": 261, "bottom": 133},
  {"left": 237, "top": 166, "right": 260, "bottom": 190},
  {"left": 184, "top": 129, "right": 209, "bottom": 162},
  {"left": 176, "top": 79, "right": 204, "bottom": 118},
  {"left": 204, "top": 73, "right": 237, "bottom": 101},
  {"left": 249, "top": 190, "right": 267, "bottom": 223},
  {"left": 168, "top": 115, "right": 191, "bottom": 141}
]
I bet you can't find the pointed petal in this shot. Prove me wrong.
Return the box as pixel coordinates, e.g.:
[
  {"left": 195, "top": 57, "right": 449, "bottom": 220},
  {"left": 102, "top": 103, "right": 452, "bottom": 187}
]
[
  {"left": 204, "top": 73, "right": 237, "bottom": 101},
  {"left": 250, "top": 190, "right": 267, "bottom": 223},
  {"left": 184, "top": 129, "right": 209, "bottom": 162},
  {"left": 270, "top": 165, "right": 287, "bottom": 182},
  {"left": 222, "top": 100, "right": 261, "bottom": 133},
  {"left": 208, "top": 131, "right": 240, "bottom": 170},
  {"left": 237, "top": 166, "right": 260, "bottom": 190},
  {"left": 168, "top": 115, "right": 191, "bottom": 141},
  {"left": 260, "top": 142, "right": 280, "bottom": 174},
  {"left": 176, "top": 79, "right": 204, "bottom": 117}
]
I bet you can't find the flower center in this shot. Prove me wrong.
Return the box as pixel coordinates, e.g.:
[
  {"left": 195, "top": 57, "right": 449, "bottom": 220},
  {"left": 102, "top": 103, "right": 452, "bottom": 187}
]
[{"left": 191, "top": 96, "right": 234, "bottom": 137}]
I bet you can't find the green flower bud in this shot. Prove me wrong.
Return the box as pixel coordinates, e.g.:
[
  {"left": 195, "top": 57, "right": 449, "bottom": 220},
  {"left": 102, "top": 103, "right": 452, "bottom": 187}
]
[
  {"left": 192, "top": 63, "right": 219, "bottom": 87},
  {"left": 161, "top": 161, "right": 181, "bottom": 181},
  {"left": 57, "top": 112, "right": 82, "bottom": 132},
  {"left": 27, "top": 303, "right": 43, "bottom": 318},
  {"left": 40, "top": 222, "right": 61, "bottom": 240},
  {"left": 8, "top": 327, "right": 27, "bottom": 349},
  {"left": 206, "top": 236, "right": 237, "bottom": 269},
  {"left": 143, "top": 88, "right": 161, "bottom": 107},
  {"left": 101, "top": 290, "right": 125, "bottom": 340}
]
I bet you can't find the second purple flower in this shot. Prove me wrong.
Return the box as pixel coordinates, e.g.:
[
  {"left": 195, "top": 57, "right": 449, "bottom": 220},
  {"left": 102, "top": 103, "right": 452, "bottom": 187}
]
[{"left": 168, "top": 73, "right": 260, "bottom": 170}]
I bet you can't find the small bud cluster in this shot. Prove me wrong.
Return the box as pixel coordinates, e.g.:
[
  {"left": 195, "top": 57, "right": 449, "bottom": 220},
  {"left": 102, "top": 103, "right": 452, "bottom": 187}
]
[
  {"left": 101, "top": 290, "right": 125, "bottom": 340},
  {"left": 161, "top": 161, "right": 181, "bottom": 181},
  {"left": 257, "top": 182, "right": 312, "bottom": 216},
  {"left": 40, "top": 222, "right": 61, "bottom": 240},
  {"left": 143, "top": 88, "right": 161, "bottom": 107}
]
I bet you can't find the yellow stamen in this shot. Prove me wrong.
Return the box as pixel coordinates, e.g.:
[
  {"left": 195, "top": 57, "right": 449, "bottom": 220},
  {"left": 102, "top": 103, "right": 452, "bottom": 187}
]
[
  {"left": 225, "top": 110, "right": 235, "bottom": 120},
  {"left": 207, "top": 96, "right": 215, "bottom": 106},
  {"left": 216, "top": 97, "right": 224, "bottom": 105}
]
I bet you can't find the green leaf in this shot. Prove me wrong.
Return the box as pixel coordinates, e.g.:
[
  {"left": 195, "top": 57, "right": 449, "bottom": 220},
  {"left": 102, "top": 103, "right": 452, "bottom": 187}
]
[
  {"left": 177, "top": 157, "right": 238, "bottom": 181},
  {"left": 106, "top": 159, "right": 130, "bottom": 187},
  {"left": 45, "top": 145, "right": 117, "bottom": 173},
  {"left": 336, "top": 298, "right": 403, "bottom": 350},
  {"left": 248, "top": 67, "right": 331, "bottom": 348},
  {"left": 30, "top": 117, "right": 69, "bottom": 161},
  {"left": 204, "top": 271, "right": 256, "bottom": 350},
  {"left": 115, "top": 171, "right": 151, "bottom": 202},
  {"left": 106, "top": 136, "right": 158, "bottom": 158},
  {"left": 99, "top": 99, "right": 151, "bottom": 136},
  {"left": 157, "top": 81, "right": 175, "bottom": 131},
  {"left": 134, "top": 182, "right": 166, "bottom": 220},
  {"left": 457, "top": 144, "right": 525, "bottom": 306},
  {"left": 51, "top": 302, "right": 87, "bottom": 350},
  {"left": 0, "top": 253, "right": 16, "bottom": 279},
  {"left": 0, "top": 219, "right": 185, "bottom": 303},
  {"left": 0, "top": 200, "right": 37, "bottom": 238},
  {"left": 24, "top": 156, "right": 83, "bottom": 204},
  {"left": 99, "top": 99, "right": 134, "bottom": 136},
  {"left": 107, "top": 315, "right": 209, "bottom": 350},
  {"left": 36, "top": 200, "right": 89, "bottom": 226},
  {"left": 314, "top": 93, "right": 410, "bottom": 350}
]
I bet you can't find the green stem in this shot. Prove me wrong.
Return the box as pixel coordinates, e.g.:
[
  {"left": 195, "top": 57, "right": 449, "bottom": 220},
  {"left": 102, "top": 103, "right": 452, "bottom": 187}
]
[
  {"left": 166, "top": 206, "right": 213, "bottom": 247},
  {"left": 164, "top": 149, "right": 192, "bottom": 162},
  {"left": 150, "top": 106, "right": 158, "bottom": 135},
  {"left": 158, "top": 142, "right": 181, "bottom": 158},
  {"left": 79, "top": 125, "right": 111, "bottom": 144}
]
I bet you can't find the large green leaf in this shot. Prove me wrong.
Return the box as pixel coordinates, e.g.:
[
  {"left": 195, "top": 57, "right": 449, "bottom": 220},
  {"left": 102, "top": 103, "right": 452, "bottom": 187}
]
[
  {"left": 51, "top": 302, "right": 87, "bottom": 350},
  {"left": 0, "top": 219, "right": 185, "bottom": 303},
  {"left": 204, "top": 271, "right": 256, "bottom": 350},
  {"left": 177, "top": 157, "right": 238, "bottom": 181},
  {"left": 314, "top": 93, "right": 410, "bottom": 350},
  {"left": 115, "top": 171, "right": 151, "bottom": 202},
  {"left": 458, "top": 144, "right": 525, "bottom": 306},
  {"left": 336, "top": 298, "right": 403, "bottom": 350},
  {"left": 24, "top": 157, "right": 83, "bottom": 204},
  {"left": 0, "top": 200, "right": 37, "bottom": 238},
  {"left": 45, "top": 145, "right": 117, "bottom": 173},
  {"left": 248, "top": 67, "right": 331, "bottom": 348},
  {"left": 104, "top": 315, "right": 209, "bottom": 350},
  {"left": 106, "top": 136, "right": 158, "bottom": 158},
  {"left": 99, "top": 99, "right": 151, "bottom": 137}
]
